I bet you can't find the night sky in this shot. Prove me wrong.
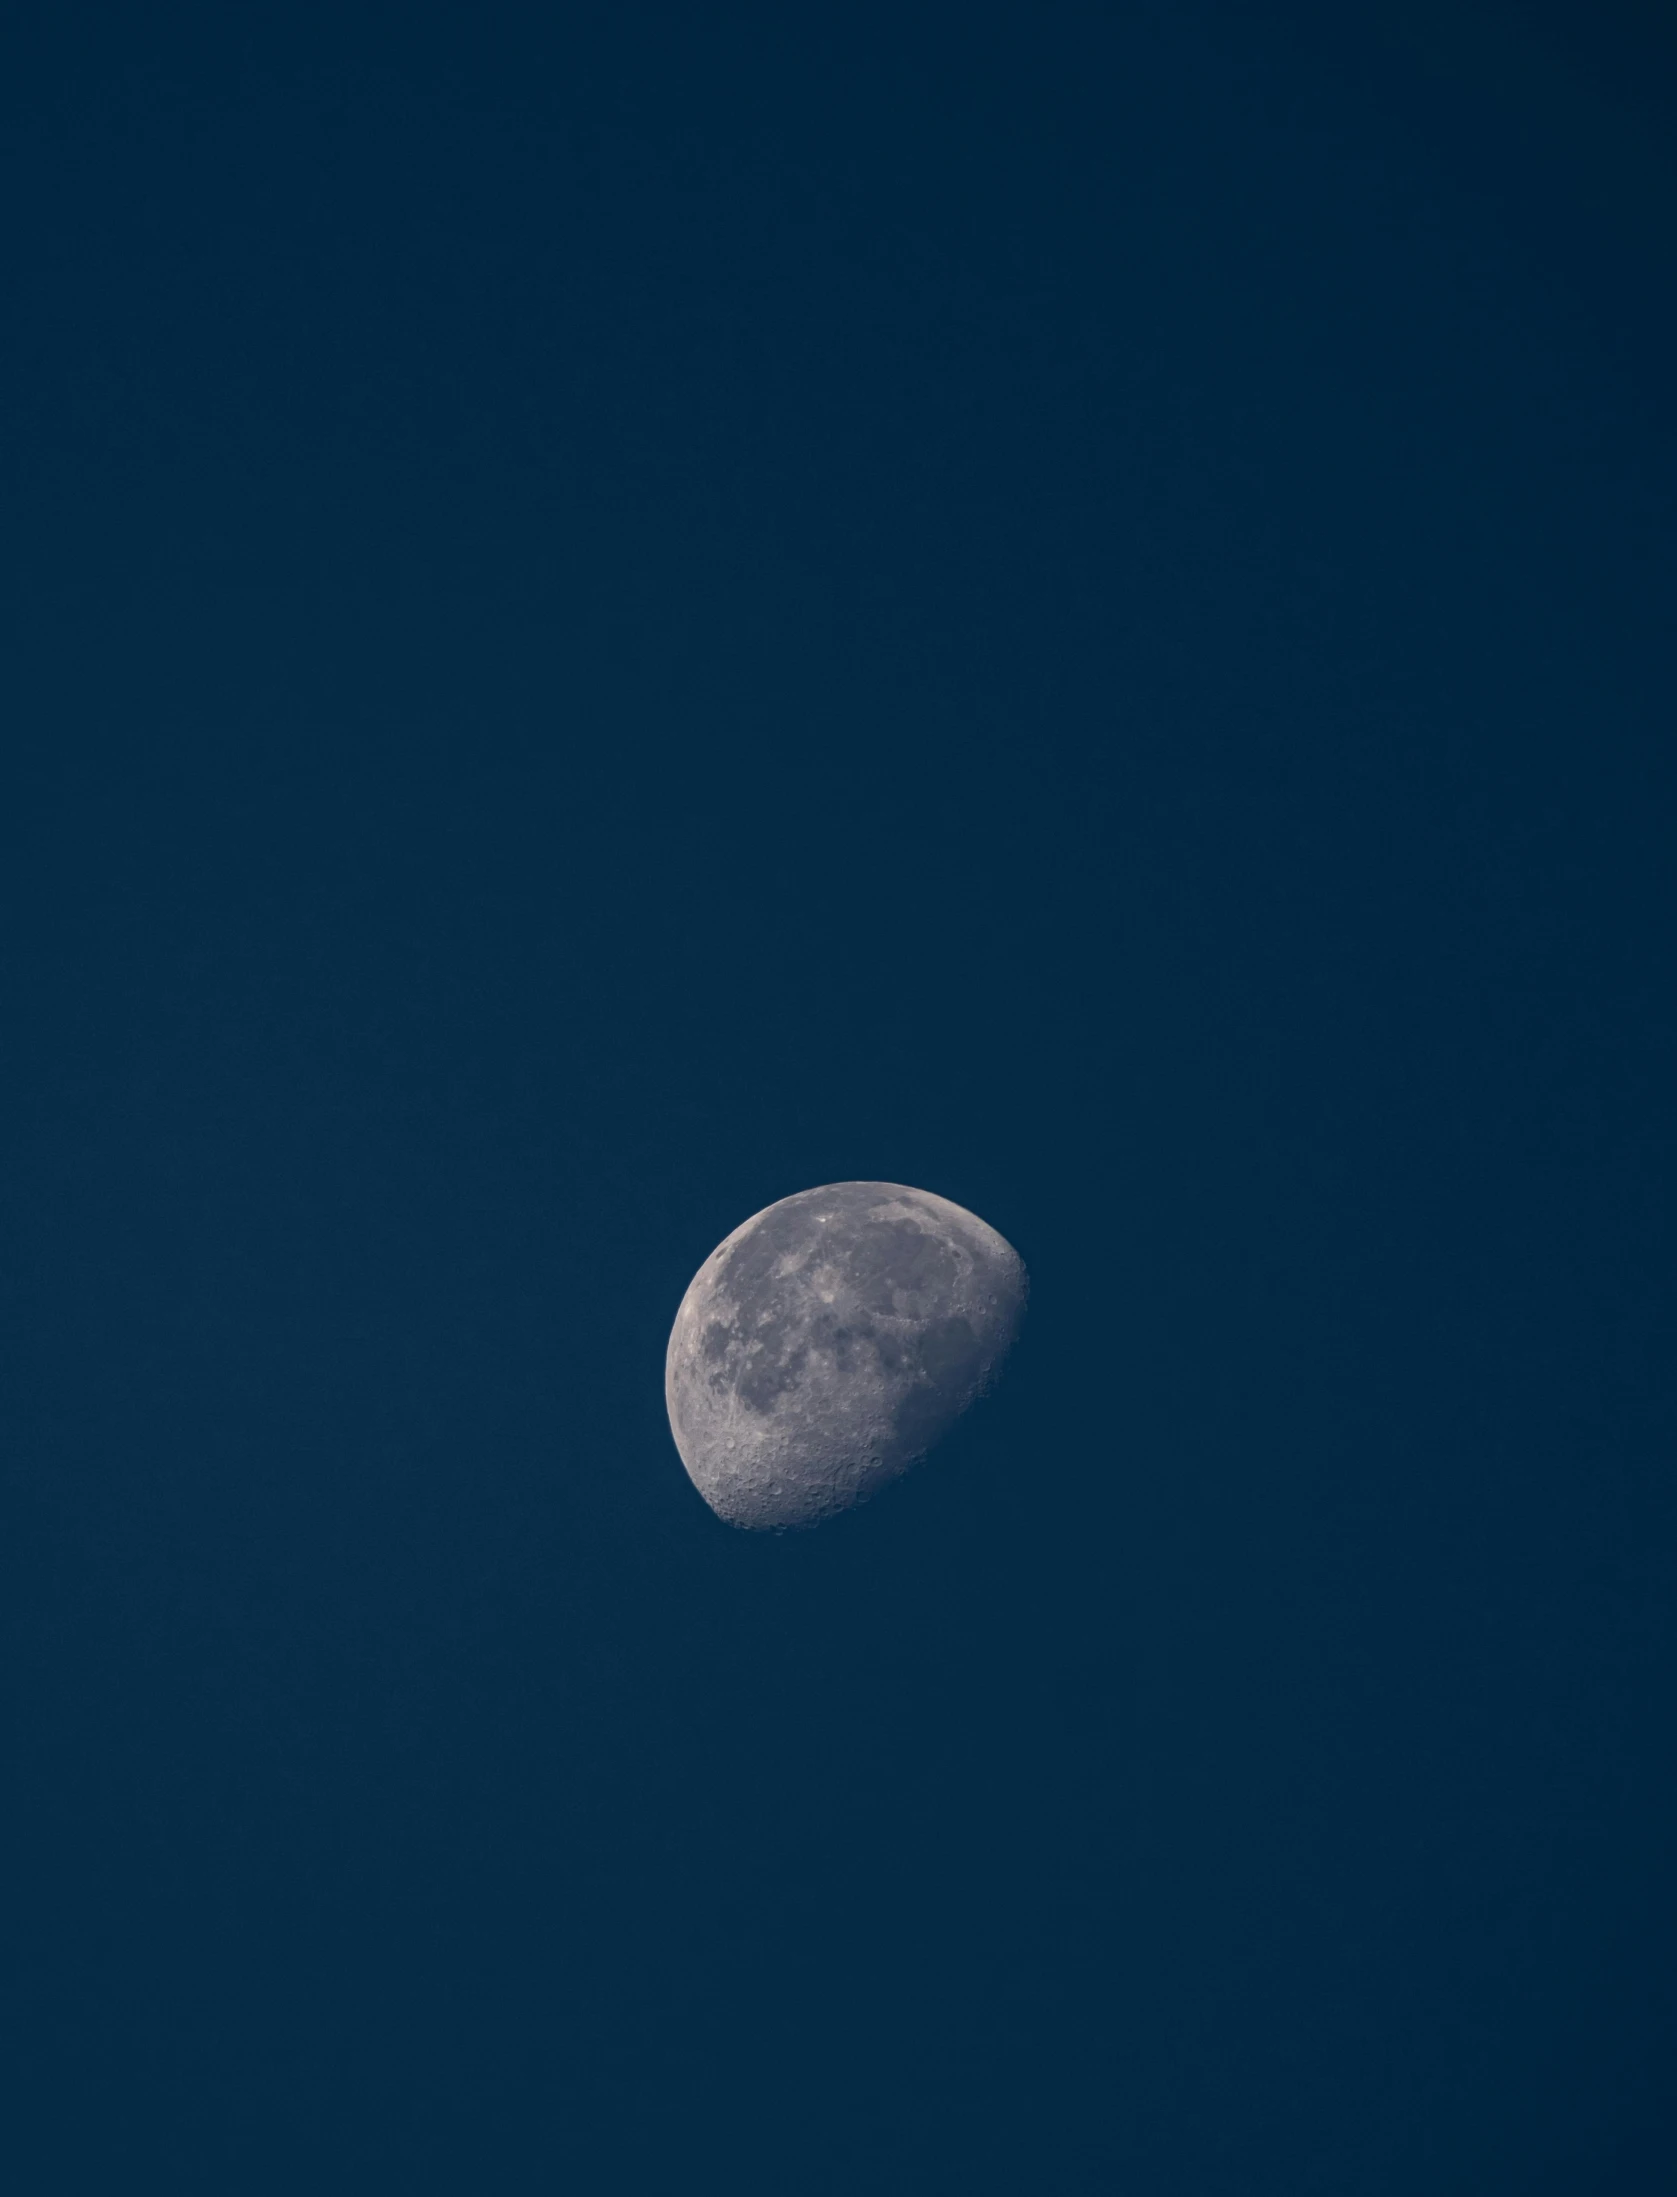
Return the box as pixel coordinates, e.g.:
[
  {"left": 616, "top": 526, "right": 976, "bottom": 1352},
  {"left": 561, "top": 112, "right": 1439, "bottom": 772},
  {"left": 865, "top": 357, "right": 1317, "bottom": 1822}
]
[{"left": 5, "top": 4, "right": 1675, "bottom": 2189}]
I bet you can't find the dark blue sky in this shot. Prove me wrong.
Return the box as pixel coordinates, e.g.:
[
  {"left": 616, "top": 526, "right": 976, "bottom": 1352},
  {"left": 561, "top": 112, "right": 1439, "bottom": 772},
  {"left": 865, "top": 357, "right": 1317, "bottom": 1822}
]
[{"left": 5, "top": 4, "right": 1674, "bottom": 2190}]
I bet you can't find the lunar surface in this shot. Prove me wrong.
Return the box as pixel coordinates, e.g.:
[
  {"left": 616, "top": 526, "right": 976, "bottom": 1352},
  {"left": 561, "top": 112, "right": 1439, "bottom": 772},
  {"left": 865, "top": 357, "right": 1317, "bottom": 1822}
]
[{"left": 666, "top": 1182, "right": 1027, "bottom": 1530}]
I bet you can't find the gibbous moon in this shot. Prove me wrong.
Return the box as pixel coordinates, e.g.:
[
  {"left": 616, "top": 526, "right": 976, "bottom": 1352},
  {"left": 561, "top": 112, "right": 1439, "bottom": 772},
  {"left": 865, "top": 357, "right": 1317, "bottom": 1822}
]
[{"left": 665, "top": 1181, "right": 1027, "bottom": 1530}]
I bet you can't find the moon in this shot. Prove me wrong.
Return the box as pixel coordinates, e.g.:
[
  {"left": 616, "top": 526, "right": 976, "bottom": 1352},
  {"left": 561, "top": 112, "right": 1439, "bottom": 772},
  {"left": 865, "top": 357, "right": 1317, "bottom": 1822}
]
[{"left": 665, "top": 1181, "right": 1027, "bottom": 1530}]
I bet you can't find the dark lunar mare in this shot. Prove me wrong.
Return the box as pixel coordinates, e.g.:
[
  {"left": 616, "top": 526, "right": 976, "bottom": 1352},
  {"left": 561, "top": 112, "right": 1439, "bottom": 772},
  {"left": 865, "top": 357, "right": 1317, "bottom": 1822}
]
[{"left": 666, "top": 1182, "right": 1027, "bottom": 1529}]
